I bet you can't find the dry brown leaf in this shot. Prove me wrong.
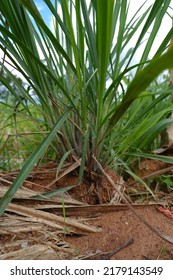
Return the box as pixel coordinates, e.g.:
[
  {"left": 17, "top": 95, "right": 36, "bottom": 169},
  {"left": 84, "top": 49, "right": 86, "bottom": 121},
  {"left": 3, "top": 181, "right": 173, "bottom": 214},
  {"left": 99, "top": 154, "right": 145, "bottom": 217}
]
[
  {"left": 6, "top": 203, "right": 101, "bottom": 233},
  {"left": 0, "top": 244, "right": 59, "bottom": 260}
]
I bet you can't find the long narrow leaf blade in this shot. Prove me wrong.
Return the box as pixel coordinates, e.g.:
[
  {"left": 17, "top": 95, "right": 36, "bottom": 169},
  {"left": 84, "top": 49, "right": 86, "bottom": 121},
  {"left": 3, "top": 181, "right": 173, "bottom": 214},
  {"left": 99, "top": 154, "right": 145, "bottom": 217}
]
[
  {"left": 109, "top": 47, "right": 173, "bottom": 128},
  {"left": 0, "top": 108, "right": 71, "bottom": 215}
]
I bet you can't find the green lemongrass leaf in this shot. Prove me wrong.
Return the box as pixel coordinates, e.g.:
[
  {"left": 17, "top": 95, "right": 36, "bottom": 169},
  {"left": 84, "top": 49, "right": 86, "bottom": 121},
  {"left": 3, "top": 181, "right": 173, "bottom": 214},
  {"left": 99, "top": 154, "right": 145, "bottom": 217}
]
[
  {"left": 137, "top": 118, "right": 173, "bottom": 149},
  {"left": 127, "top": 169, "right": 154, "bottom": 197},
  {"left": 105, "top": 60, "right": 149, "bottom": 101},
  {"left": 109, "top": 47, "right": 173, "bottom": 129},
  {"left": 0, "top": 28, "right": 66, "bottom": 95},
  {"left": 120, "top": 91, "right": 172, "bottom": 134},
  {"left": 43, "top": 0, "right": 70, "bottom": 42},
  {"left": 154, "top": 26, "right": 173, "bottom": 57},
  {"left": 0, "top": 108, "right": 71, "bottom": 215},
  {"left": 121, "top": 3, "right": 149, "bottom": 52},
  {"left": 127, "top": 152, "right": 173, "bottom": 165},
  {"left": 96, "top": 0, "right": 114, "bottom": 126},
  {"left": 1, "top": 0, "right": 173, "bottom": 186},
  {"left": 126, "top": 0, "right": 170, "bottom": 69},
  {"left": 120, "top": 108, "right": 172, "bottom": 148},
  {"left": 78, "top": 128, "right": 90, "bottom": 183},
  {"left": 61, "top": 0, "right": 82, "bottom": 88},
  {"left": 118, "top": 158, "right": 154, "bottom": 196},
  {"left": 56, "top": 150, "right": 74, "bottom": 177},
  {"left": 18, "top": 0, "right": 76, "bottom": 75},
  {"left": 75, "top": 0, "right": 85, "bottom": 69},
  {"left": 81, "top": 0, "right": 98, "bottom": 68},
  {"left": 113, "top": 0, "right": 127, "bottom": 78},
  {"left": 139, "top": 0, "right": 171, "bottom": 64},
  {"left": 31, "top": 184, "right": 78, "bottom": 199}
]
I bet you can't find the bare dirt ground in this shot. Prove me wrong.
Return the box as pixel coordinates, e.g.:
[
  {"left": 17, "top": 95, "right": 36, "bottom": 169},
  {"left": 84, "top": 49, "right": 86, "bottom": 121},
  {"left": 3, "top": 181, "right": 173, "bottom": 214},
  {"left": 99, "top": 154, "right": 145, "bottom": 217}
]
[
  {"left": 66, "top": 206, "right": 173, "bottom": 260},
  {"left": 0, "top": 157, "right": 173, "bottom": 260}
]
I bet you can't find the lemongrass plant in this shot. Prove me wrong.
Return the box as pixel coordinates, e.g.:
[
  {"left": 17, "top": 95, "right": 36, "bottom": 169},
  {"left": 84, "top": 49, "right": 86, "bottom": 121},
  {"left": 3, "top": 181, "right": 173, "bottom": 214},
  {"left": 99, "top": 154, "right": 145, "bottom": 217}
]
[{"left": 1, "top": 0, "right": 173, "bottom": 213}]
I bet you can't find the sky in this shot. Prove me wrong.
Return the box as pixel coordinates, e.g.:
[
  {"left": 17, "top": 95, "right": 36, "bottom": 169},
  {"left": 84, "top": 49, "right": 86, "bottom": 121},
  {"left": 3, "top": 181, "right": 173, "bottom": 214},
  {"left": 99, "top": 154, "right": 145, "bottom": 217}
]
[
  {"left": 1, "top": 0, "right": 173, "bottom": 79},
  {"left": 128, "top": 0, "right": 173, "bottom": 61},
  {"left": 34, "top": 0, "right": 173, "bottom": 60},
  {"left": 34, "top": 0, "right": 53, "bottom": 26},
  {"left": 35, "top": 0, "right": 173, "bottom": 30}
]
